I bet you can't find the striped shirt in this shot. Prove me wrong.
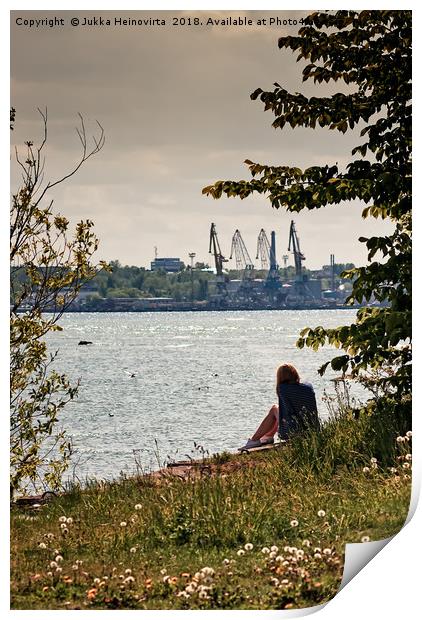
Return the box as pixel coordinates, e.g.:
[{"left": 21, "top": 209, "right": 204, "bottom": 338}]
[{"left": 277, "top": 382, "right": 320, "bottom": 440}]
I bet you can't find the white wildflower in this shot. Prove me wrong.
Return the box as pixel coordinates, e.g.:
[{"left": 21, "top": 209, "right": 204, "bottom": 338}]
[
  {"left": 124, "top": 575, "right": 135, "bottom": 584},
  {"left": 244, "top": 543, "right": 253, "bottom": 551},
  {"left": 198, "top": 590, "right": 209, "bottom": 600},
  {"left": 405, "top": 454, "right": 412, "bottom": 461},
  {"left": 120, "top": 521, "right": 127, "bottom": 527},
  {"left": 314, "top": 553, "right": 322, "bottom": 559},
  {"left": 406, "top": 431, "right": 412, "bottom": 438},
  {"left": 269, "top": 551, "right": 277, "bottom": 559},
  {"left": 317, "top": 510, "right": 326, "bottom": 518},
  {"left": 59, "top": 516, "right": 67, "bottom": 523},
  {"left": 361, "top": 536, "right": 370, "bottom": 543},
  {"left": 402, "top": 462, "right": 411, "bottom": 469},
  {"left": 261, "top": 547, "right": 270, "bottom": 554},
  {"left": 323, "top": 548, "right": 332, "bottom": 556},
  {"left": 290, "top": 519, "right": 299, "bottom": 527},
  {"left": 130, "top": 547, "right": 137, "bottom": 554},
  {"left": 66, "top": 517, "right": 73, "bottom": 524},
  {"left": 302, "top": 539, "right": 311, "bottom": 547},
  {"left": 134, "top": 504, "right": 142, "bottom": 510},
  {"left": 223, "top": 558, "right": 230, "bottom": 565},
  {"left": 50, "top": 561, "right": 57, "bottom": 569},
  {"left": 237, "top": 549, "right": 245, "bottom": 557},
  {"left": 38, "top": 543, "right": 47, "bottom": 549},
  {"left": 55, "top": 555, "right": 63, "bottom": 563},
  {"left": 270, "top": 545, "right": 279, "bottom": 553},
  {"left": 370, "top": 457, "right": 377, "bottom": 464}
]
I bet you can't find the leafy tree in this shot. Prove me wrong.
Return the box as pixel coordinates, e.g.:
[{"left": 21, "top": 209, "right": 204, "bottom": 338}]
[
  {"left": 10, "top": 109, "right": 107, "bottom": 496},
  {"left": 203, "top": 11, "right": 411, "bottom": 415}
]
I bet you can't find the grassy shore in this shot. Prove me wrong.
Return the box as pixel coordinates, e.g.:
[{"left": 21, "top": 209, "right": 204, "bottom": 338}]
[{"left": 10, "top": 408, "right": 412, "bottom": 610}]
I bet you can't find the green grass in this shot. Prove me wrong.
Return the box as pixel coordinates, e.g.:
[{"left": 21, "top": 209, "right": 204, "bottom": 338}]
[{"left": 10, "top": 409, "right": 412, "bottom": 610}]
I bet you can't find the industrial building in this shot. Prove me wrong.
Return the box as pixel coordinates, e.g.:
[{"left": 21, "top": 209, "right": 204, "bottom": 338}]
[{"left": 150, "top": 257, "right": 184, "bottom": 272}]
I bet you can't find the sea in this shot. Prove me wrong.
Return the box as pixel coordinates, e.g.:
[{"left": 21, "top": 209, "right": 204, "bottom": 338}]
[{"left": 45, "top": 310, "right": 365, "bottom": 484}]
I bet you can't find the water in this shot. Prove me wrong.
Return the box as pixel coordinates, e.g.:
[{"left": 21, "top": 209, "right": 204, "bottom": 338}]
[{"left": 46, "top": 310, "right": 362, "bottom": 482}]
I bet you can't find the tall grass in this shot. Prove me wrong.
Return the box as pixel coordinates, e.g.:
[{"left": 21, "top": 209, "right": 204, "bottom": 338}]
[{"left": 10, "top": 398, "right": 412, "bottom": 610}]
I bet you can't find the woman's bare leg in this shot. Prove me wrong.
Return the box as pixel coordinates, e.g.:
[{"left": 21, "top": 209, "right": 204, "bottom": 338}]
[{"left": 251, "top": 405, "right": 278, "bottom": 441}]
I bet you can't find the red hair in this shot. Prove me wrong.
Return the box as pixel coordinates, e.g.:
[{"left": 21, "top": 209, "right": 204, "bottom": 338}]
[{"left": 276, "top": 364, "right": 300, "bottom": 389}]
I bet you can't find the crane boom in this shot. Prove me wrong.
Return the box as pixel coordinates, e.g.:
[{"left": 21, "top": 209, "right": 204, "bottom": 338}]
[
  {"left": 256, "top": 229, "right": 271, "bottom": 271},
  {"left": 288, "top": 220, "right": 305, "bottom": 279},
  {"left": 209, "top": 223, "right": 228, "bottom": 276},
  {"left": 230, "top": 230, "right": 254, "bottom": 276}
]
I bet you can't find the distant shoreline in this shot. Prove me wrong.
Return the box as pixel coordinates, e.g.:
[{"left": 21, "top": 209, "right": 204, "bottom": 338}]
[{"left": 23, "top": 305, "right": 362, "bottom": 314}]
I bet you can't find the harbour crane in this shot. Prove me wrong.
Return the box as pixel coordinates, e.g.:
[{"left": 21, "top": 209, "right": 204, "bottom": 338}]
[
  {"left": 230, "top": 229, "right": 254, "bottom": 278},
  {"left": 288, "top": 220, "right": 305, "bottom": 281},
  {"left": 288, "top": 220, "right": 314, "bottom": 301},
  {"left": 256, "top": 229, "right": 281, "bottom": 290},
  {"left": 209, "top": 223, "right": 228, "bottom": 294}
]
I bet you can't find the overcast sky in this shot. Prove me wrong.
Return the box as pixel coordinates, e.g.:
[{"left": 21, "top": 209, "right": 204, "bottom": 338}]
[{"left": 10, "top": 9, "right": 393, "bottom": 270}]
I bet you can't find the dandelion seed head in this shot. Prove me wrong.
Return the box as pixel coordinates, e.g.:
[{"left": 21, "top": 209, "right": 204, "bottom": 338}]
[
  {"left": 302, "top": 539, "right": 311, "bottom": 547},
  {"left": 72, "top": 565, "right": 78, "bottom": 571},
  {"left": 261, "top": 547, "right": 270, "bottom": 554},
  {"left": 38, "top": 542, "right": 47, "bottom": 549},
  {"left": 314, "top": 553, "right": 322, "bottom": 559},
  {"left": 50, "top": 561, "right": 57, "bottom": 568},
  {"left": 406, "top": 431, "right": 412, "bottom": 438},
  {"left": 120, "top": 521, "right": 127, "bottom": 527},
  {"left": 237, "top": 549, "right": 245, "bottom": 556},
  {"left": 55, "top": 567, "right": 62, "bottom": 573},
  {"left": 130, "top": 547, "right": 137, "bottom": 554},
  {"left": 269, "top": 551, "right": 277, "bottom": 559},
  {"left": 66, "top": 517, "right": 73, "bottom": 524},
  {"left": 59, "top": 516, "right": 67, "bottom": 523},
  {"left": 223, "top": 558, "right": 230, "bottom": 565},
  {"left": 361, "top": 536, "right": 370, "bottom": 543},
  {"left": 323, "top": 548, "right": 332, "bottom": 555},
  {"left": 362, "top": 467, "right": 370, "bottom": 473},
  {"left": 134, "top": 504, "right": 142, "bottom": 511},
  {"left": 270, "top": 545, "right": 279, "bottom": 553},
  {"left": 402, "top": 462, "right": 411, "bottom": 469},
  {"left": 406, "top": 454, "right": 412, "bottom": 461},
  {"left": 244, "top": 543, "right": 253, "bottom": 551},
  {"left": 370, "top": 457, "right": 377, "bottom": 463},
  {"left": 317, "top": 510, "right": 326, "bottom": 517},
  {"left": 290, "top": 519, "right": 299, "bottom": 527}
]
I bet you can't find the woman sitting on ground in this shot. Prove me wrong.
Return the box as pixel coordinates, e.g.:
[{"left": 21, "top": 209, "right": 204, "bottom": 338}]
[{"left": 240, "top": 363, "right": 320, "bottom": 450}]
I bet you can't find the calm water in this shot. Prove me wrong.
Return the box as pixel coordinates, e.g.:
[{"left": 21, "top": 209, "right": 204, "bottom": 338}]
[{"left": 46, "top": 310, "right": 362, "bottom": 482}]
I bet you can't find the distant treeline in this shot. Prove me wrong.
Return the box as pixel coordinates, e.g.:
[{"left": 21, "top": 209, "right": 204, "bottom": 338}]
[
  {"left": 10, "top": 260, "right": 355, "bottom": 304},
  {"left": 82, "top": 260, "right": 355, "bottom": 302}
]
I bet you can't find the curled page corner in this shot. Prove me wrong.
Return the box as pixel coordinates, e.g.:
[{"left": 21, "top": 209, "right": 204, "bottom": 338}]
[
  {"left": 340, "top": 537, "right": 393, "bottom": 590},
  {"left": 340, "top": 473, "right": 419, "bottom": 591}
]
